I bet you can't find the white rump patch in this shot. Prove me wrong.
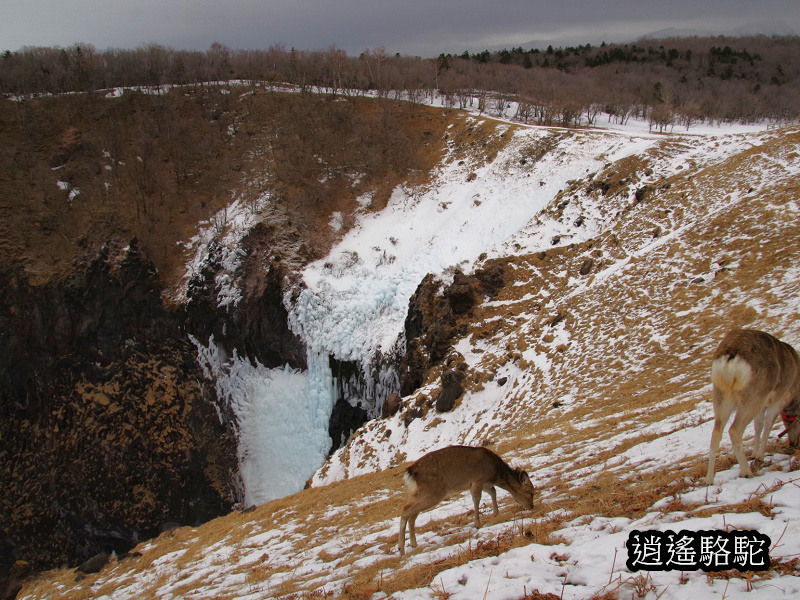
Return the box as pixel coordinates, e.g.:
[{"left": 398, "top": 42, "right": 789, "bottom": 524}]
[
  {"left": 403, "top": 470, "right": 418, "bottom": 494},
  {"left": 711, "top": 354, "right": 753, "bottom": 397}
]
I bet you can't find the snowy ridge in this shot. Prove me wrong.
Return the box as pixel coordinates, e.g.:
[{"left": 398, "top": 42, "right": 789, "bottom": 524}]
[{"left": 287, "top": 122, "right": 660, "bottom": 427}]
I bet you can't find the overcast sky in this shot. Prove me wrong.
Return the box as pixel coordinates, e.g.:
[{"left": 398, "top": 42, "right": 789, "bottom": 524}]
[{"left": 3, "top": 1, "right": 800, "bottom": 57}]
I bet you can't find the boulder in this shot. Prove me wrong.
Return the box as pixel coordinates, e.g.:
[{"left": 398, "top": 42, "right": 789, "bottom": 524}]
[
  {"left": 436, "top": 369, "right": 466, "bottom": 412},
  {"left": 381, "top": 393, "right": 402, "bottom": 418},
  {"left": 76, "top": 552, "right": 108, "bottom": 575}
]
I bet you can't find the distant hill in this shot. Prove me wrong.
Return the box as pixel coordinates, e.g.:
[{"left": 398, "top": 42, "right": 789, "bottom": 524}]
[
  {"left": 471, "top": 21, "right": 799, "bottom": 54},
  {"left": 640, "top": 21, "right": 798, "bottom": 39}
]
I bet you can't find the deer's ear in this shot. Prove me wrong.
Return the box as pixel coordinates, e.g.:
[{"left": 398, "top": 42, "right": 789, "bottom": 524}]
[{"left": 519, "top": 472, "right": 531, "bottom": 484}]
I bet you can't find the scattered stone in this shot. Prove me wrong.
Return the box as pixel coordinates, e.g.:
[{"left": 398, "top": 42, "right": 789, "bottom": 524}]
[
  {"left": 496, "top": 377, "right": 508, "bottom": 386},
  {"left": 548, "top": 309, "right": 567, "bottom": 327},
  {"left": 402, "top": 407, "right": 424, "bottom": 427},
  {"left": 382, "top": 393, "right": 402, "bottom": 418},
  {"left": 436, "top": 369, "right": 466, "bottom": 412},
  {"left": 579, "top": 259, "right": 594, "bottom": 276},
  {"left": 444, "top": 271, "right": 476, "bottom": 314},
  {"left": 473, "top": 263, "right": 505, "bottom": 297},
  {"left": 76, "top": 552, "right": 108, "bottom": 575}
]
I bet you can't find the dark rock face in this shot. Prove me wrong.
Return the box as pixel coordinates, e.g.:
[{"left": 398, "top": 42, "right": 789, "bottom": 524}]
[
  {"left": 0, "top": 241, "right": 237, "bottom": 570},
  {"left": 400, "top": 274, "right": 457, "bottom": 396},
  {"left": 0, "top": 239, "right": 167, "bottom": 405},
  {"left": 328, "top": 398, "right": 369, "bottom": 452},
  {"left": 0, "top": 560, "right": 30, "bottom": 600},
  {"left": 400, "top": 267, "right": 503, "bottom": 397},
  {"left": 0, "top": 531, "right": 15, "bottom": 580},
  {"left": 181, "top": 223, "right": 307, "bottom": 371},
  {"left": 326, "top": 356, "right": 399, "bottom": 452},
  {"left": 327, "top": 359, "right": 370, "bottom": 452}
]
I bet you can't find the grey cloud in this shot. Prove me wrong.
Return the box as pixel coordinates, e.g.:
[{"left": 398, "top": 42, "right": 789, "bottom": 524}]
[{"left": 3, "top": 1, "right": 800, "bottom": 56}]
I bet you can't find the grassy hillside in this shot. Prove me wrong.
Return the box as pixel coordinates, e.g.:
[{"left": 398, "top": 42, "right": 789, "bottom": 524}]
[
  {"left": 0, "top": 86, "right": 451, "bottom": 291},
  {"left": 17, "top": 120, "right": 800, "bottom": 598}
]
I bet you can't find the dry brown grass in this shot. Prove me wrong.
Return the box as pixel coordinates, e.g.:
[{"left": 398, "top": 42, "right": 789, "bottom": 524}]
[{"left": 0, "top": 88, "right": 455, "bottom": 294}]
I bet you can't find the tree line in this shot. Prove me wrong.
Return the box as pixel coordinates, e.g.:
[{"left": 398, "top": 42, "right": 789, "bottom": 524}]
[{"left": 2, "top": 35, "right": 800, "bottom": 128}]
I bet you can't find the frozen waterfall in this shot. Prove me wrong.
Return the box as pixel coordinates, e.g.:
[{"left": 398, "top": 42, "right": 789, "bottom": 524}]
[
  {"left": 189, "top": 124, "right": 644, "bottom": 505},
  {"left": 193, "top": 336, "right": 336, "bottom": 507}
]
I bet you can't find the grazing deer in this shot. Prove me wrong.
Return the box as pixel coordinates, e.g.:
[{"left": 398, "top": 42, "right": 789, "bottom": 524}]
[
  {"left": 398, "top": 445, "right": 535, "bottom": 556},
  {"left": 779, "top": 395, "right": 800, "bottom": 447},
  {"left": 706, "top": 329, "right": 800, "bottom": 485}
]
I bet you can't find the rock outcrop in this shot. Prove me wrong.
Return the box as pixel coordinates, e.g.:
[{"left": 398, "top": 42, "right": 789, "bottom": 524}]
[
  {"left": 181, "top": 222, "right": 307, "bottom": 371},
  {"left": 399, "top": 266, "right": 505, "bottom": 397},
  {"left": 0, "top": 241, "right": 237, "bottom": 569}
]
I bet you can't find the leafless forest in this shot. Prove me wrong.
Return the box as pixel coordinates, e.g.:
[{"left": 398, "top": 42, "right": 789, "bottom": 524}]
[{"left": 2, "top": 35, "right": 800, "bottom": 127}]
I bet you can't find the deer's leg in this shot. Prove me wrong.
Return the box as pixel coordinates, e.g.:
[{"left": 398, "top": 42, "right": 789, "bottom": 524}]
[
  {"left": 706, "top": 387, "right": 734, "bottom": 485},
  {"left": 398, "top": 515, "right": 408, "bottom": 556},
  {"left": 408, "top": 514, "right": 418, "bottom": 549},
  {"left": 470, "top": 484, "right": 483, "bottom": 528},
  {"left": 399, "top": 491, "right": 444, "bottom": 554},
  {"left": 486, "top": 485, "right": 499, "bottom": 516},
  {"left": 398, "top": 507, "right": 421, "bottom": 555},
  {"left": 753, "top": 402, "right": 783, "bottom": 461},
  {"left": 753, "top": 407, "right": 765, "bottom": 453},
  {"left": 729, "top": 411, "right": 755, "bottom": 478}
]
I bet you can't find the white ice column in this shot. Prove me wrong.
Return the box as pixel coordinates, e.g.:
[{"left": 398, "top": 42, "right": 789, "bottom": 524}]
[{"left": 193, "top": 337, "right": 337, "bottom": 507}]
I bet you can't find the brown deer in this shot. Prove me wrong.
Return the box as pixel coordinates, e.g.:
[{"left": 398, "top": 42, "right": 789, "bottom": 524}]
[
  {"left": 706, "top": 329, "right": 800, "bottom": 485},
  {"left": 398, "top": 445, "right": 535, "bottom": 556},
  {"left": 778, "top": 395, "right": 800, "bottom": 447}
]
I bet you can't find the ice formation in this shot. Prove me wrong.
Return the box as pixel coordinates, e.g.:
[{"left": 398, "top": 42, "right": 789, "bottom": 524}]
[
  {"left": 192, "top": 336, "right": 336, "bottom": 506},
  {"left": 190, "top": 122, "right": 666, "bottom": 505}
]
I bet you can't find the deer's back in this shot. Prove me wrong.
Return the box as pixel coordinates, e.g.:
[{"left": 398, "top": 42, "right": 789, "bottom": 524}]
[{"left": 406, "top": 446, "right": 503, "bottom": 494}]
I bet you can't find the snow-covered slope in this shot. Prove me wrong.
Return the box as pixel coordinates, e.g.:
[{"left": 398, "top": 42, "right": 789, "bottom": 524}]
[
  {"left": 313, "top": 123, "right": 800, "bottom": 485},
  {"left": 20, "top": 116, "right": 800, "bottom": 600}
]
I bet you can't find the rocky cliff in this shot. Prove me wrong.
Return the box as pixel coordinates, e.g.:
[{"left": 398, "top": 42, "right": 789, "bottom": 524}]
[{"left": 0, "top": 240, "right": 238, "bottom": 568}]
